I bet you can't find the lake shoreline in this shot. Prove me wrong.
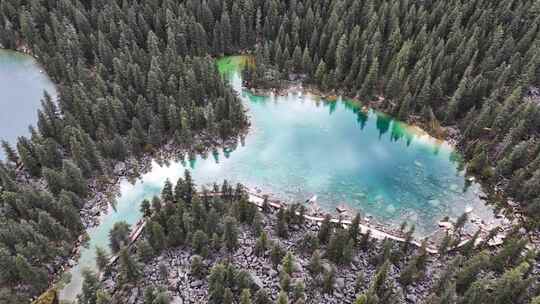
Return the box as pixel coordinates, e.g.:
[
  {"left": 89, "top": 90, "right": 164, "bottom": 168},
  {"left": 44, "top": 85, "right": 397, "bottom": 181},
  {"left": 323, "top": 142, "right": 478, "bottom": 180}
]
[
  {"left": 43, "top": 130, "right": 248, "bottom": 299},
  {"left": 0, "top": 47, "right": 60, "bottom": 92},
  {"left": 241, "top": 76, "right": 518, "bottom": 228},
  {"left": 24, "top": 53, "right": 510, "bottom": 301}
]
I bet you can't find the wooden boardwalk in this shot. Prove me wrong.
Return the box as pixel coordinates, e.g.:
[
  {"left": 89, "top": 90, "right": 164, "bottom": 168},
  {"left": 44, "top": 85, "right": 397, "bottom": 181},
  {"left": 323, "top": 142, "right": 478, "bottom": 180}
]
[
  {"left": 245, "top": 192, "right": 439, "bottom": 254},
  {"left": 108, "top": 189, "right": 483, "bottom": 268}
]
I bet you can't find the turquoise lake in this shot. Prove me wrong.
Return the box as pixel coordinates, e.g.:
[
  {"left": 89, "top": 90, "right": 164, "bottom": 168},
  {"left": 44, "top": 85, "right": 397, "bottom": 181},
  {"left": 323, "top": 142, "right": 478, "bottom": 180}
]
[
  {"left": 21, "top": 55, "right": 491, "bottom": 300},
  {"left": 0, "top": 49, "right": 56, "bottom": 159}
]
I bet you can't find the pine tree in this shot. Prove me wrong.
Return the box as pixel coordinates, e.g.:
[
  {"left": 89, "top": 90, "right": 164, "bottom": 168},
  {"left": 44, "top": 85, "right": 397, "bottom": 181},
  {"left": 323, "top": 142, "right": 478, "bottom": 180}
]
[
  {"left": 191, "top": 255, "right": 204, "bottom": 278},
  {"left": 43, "top": 168, "right": 65, "bottom": 195},
  {"left": 111, "top": 135, "right": 127, "bottom": 161},
  {"left": 137, "top": 239, "right": 154, "bottom": 262},
  {"left": 17, "top": 139, "right": 41, "bottom": 177},
  {"left": 96, "top": 290, "right": 112, "bottom": 304},
  {"left": 461, "top": 280, "right": 488, "bottom": 304},
  {"left": 119, "top": 247, "right": 141, "bottom": 283},
  {"left": 109, "top": 221, "right": 131, "bottom": 253},
  {"left": 335, "top": 34, "right": 349, "bottom": 81},
  {"left": 1, "top": 140, "right": 19, "bottom": 164},
  {"left": 372, "top": 260, "right": 391, "bottom": 299},
  {"left": 95, "top": 246, "right": 109, "bottom": 272},
  {"left": 281, "top": 251, "right": 295, "bottom": 276},
  {"left": 359, "top": 58, "right": 379, "bottom": 99},
  {"left": 314, "top": 60, "right": 328, "bottom": 86},
  {"left": 254, "top": 231, "right": 269, "bottom": 256},
  {"left": 455, "top": 252, "right": 488, "bottom": 294},
  {"left": 277, "top": 291, "right": 289, "bottom": 304},
  {"left": 302, "top": 47, "right": 313, "bottom": 76},
  {"left": 140, "top": 199, "right": 151, "bottom": 217},
  {"left": 254, "top": 289, "right": 271, "bottom": 304},
  {"left": 397, "top": 93, "right": 413, "bottom": 121},
  {"left": 276, "top": 208, "right": 289, "bottom": 238},
  {"left": 192, "top": 230, "right": 209, "bottom": 258},
  {"left": 148, "top": 221, "right": 166, "bottom": 252},
  {"left": 322, "top": 265, "right": 336, "bottom": 294},
  {"left": 0, "top": 248, "right": 18, "bottom": 284},
  {"left": 308, "top": 249, "right": 323, "bottom": 277},
  {"left": 78, "top": 269, "right": 101, "bottom": 304},
  {"left": 280, "top": 272, "right": 291, "bottom": 292},
  {"left": 327, "top": 228, "right": 352, "bottom": 264},
  {"left": 62, "top": 160, "right": 87, "bottom": 197},
  {"left": 271, "top": 243, "right": 285, "bottom": 268},
  {"left": 223, "top": 216, "right": 239, "bottom": 252},
  {"left": 349, "top": 213, "right": 361, "bottom": 244},
  {"left": 240, "top": 289, "right": 252, "bottom": 304},
  {"left": 318, "top": 214, "right": 332, "bottom": 244}
]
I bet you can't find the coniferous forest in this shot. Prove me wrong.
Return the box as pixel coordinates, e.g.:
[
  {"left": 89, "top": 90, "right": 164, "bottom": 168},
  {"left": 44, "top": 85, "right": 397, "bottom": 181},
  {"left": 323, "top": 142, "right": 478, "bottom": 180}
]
[{"left": 0, "top": 0, "right": 539, "bottom": 303}]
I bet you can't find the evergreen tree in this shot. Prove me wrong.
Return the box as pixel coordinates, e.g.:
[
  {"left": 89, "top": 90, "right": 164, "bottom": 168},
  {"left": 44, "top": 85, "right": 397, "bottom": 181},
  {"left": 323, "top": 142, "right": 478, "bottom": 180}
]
[
  {"left": 95, "top": 246, "right": 109, "bottom": 272},
  {"left": 276, "top": 208, "right": 289, "bottom": 238},
  {"left": 1, "top": 140, "right": 19, "bottom": 164},
  {"left": 349, "top": 213, "right": 361, "bottom": 244},
  {"left": 119, "top": 247, "right": 141, "bottom": 283},
  {"left": 240, "top": 289, "right": 252, "bottom": 304},
  {"left": 254, "top": 231, "right": 269, "bottom": 257},
  {"left": 359, "top": 58, "right": 379, "bottom": 99},
  {"left": 148, "top": 221, "right": 166, "bottom": 252},
  {"left": 308, "top": 249, "right": 323, "bottom": 277},
  {"left": 78, "top": 269, "right": 102, "bottom": 304},
  {"left": 223, "top": 216, "right": 239, "bottom": 252},
  {"left": 281, "top": 251, "right": 295, "bottom": 276},
  {"left": 192, "top": 230, "right": 209, "bottom": 258},
  {"left": 191, "top": 255, "right": 204, "bottom": 279},
  {"left": 254, "top": 289, "right": 271, "bottom": 304},
  {"left": 109, "top": 221, "right": 131, "bottom": 254},
  {"left": 318, "top": 214, "right": 332, "bottom": 244},
  {"left": 277, "top": 291, "right": 289, "bottom": 304}
]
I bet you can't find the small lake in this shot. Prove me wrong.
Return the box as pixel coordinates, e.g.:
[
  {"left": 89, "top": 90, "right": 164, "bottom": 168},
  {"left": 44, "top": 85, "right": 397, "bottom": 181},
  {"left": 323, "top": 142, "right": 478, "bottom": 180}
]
[
  {"left": 55, "top": 56, "right": 495, "bottom": 301},
  {"left": 0, "top": 49, "right": 56, "bottom": 159}
]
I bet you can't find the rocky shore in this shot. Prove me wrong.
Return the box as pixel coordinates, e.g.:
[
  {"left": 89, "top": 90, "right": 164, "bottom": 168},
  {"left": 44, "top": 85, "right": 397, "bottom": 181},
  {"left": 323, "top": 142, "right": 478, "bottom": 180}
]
[{"left": 103, "top": 205, "right": 440, "bottom": 304}]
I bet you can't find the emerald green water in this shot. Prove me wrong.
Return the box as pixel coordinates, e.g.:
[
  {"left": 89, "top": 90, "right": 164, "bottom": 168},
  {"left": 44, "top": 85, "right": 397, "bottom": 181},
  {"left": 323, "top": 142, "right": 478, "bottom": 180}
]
[
  {"left": 0, "top": 50, "right": 56, "bottom": 159},
  {"left": 58, "top": 56, "right": 494, "bottom": 300}
]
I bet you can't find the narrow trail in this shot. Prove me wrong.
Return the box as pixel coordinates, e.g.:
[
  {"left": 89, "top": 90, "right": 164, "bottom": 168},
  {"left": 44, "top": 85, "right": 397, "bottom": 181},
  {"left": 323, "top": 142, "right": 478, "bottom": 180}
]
[
  {"left": 112, "top": 189, "right": 440, "bottom": 264},
  {"left": 244, "top": 192, "right": 439, "bottom": 254},
  {"left": 106, "top": 188, "right": 512, "bottom": 271}
]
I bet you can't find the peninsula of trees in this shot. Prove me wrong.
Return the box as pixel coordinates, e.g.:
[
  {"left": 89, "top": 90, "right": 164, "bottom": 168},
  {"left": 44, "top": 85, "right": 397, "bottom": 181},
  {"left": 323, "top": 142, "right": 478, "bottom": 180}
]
[{"left": 82, "top": 177, "right": 539, "bottom": 304}]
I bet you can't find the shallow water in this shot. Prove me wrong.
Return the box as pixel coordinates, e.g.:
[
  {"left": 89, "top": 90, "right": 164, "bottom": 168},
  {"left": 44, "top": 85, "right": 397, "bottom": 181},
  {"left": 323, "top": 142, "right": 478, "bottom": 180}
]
[
  {"left": 59, "top": 56, "right": 495, "bottom": 300},
  {"left": 0, "top": 49, "right": 56, "bottom": 159}
]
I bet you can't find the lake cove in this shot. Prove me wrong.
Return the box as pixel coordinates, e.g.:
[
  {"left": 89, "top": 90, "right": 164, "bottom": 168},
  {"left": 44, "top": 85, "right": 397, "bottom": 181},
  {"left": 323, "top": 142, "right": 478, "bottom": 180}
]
[
  {"left": 0, "top": 49, "right": 56, "bottom": 159},
  {"left": 59, "top": 55, "right": 496, "bottom": 300}
]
